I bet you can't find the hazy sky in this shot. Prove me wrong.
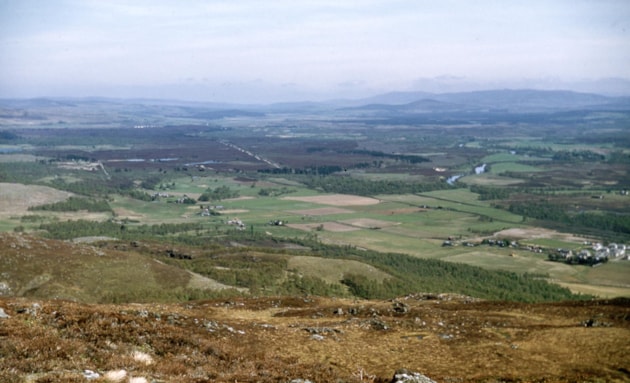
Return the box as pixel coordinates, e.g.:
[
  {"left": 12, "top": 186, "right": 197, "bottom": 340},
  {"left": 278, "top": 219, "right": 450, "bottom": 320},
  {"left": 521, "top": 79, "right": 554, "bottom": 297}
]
[{"left": 1, "top": 0, "right": 629, "bottom": 102}]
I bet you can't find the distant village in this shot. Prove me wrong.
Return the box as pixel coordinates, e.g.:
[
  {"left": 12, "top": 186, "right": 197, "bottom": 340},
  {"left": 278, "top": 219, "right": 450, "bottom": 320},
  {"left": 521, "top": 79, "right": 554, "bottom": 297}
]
[{"left": 443, "top": 237, "right": 627, "bottom": 267}]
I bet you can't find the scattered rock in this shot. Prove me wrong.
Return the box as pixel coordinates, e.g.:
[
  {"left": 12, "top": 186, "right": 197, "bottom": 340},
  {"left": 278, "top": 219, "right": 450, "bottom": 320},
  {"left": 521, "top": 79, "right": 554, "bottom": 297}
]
[
  {"left": 393, "top": 301, "right": 409, "bottom": 314},
  {"left": 333, "top": 307, "right": 344, "bottom": 315},
  {"left": 16, "top": 303, "right": 41, "bottom": 316},
  {"left": 204, "top": 320, "right": 220, "bottom": 332},
  {"left": 83, "top": 369, "right": 100, "bottom": 380},
  {"left": 304, "top": 327, "right": 342, "bottom": 335},
  {"left": 310, "top": 334, "right": 325, "bottom": 341},
  {"left": 369, "top": 318, "right": 389, "bottom": 330},
  {"left": 582, "top": 318, "right": 611, "bottom": 327},
  {"left": 289, "top": 379, "right": 313, "bottom": 383},
  {"left": 391, "top": 368, "right": 437, "bottom": 383}
]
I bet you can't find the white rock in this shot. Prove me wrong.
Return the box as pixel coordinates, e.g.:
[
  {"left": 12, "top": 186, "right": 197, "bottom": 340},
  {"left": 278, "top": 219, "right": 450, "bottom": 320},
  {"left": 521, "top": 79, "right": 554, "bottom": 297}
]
[
  {"left": 103, "top": 369, "right": 127, "bottom": 382},
  {"left": 129, "top": 377, "right": 148, "bottom": 383},
  {"left": 132, "top": 350, "right": 154, "bottom": 365},
  {"left": 83, "top": 369, "right": 100, "bottom": 379}
]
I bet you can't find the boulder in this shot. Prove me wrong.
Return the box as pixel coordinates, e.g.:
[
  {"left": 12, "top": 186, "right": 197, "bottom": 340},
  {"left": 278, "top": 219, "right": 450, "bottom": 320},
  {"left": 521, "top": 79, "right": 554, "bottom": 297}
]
[
  {"left": 391, "top": 368, "right": 437, "bottom": 383},
  {"left": 0, "top": 307, "right": 9, "bottom": 319}
]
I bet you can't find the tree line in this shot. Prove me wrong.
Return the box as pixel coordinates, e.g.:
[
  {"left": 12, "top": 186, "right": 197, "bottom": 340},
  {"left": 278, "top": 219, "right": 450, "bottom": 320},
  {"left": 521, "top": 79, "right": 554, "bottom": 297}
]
[
  {"left": 198, "top": 185, "right": 239, "bottom": 202},
  {"left": 508, "top": 200, "right": 630, "bottom": 237},
  {"left": 28, "top": 196, "right": 113, "bottom": 213},
  {"left": 301, "top": 175, "right": 454, "bottom": 196}
]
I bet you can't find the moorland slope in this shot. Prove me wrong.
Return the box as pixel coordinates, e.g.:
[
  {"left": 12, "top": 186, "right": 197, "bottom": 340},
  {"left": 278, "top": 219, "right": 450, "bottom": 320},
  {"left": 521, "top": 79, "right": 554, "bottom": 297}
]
[{"left": 1, "top": 294, "right": 629, "bottom": 382}]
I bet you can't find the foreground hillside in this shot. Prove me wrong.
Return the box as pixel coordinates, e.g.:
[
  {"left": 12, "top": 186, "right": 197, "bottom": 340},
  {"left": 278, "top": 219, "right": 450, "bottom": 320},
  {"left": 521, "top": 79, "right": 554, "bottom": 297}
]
[
  {"left": 1, "top": 295, "right": 629, "bottom": 382},
  {"left": 0, "top": 232, "right": 581, "bottom": 303}
]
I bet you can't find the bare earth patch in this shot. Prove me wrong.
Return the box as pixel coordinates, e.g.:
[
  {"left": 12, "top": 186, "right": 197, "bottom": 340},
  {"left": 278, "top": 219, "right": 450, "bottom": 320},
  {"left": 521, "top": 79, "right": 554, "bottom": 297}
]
[
  {"left": 288, "top": 207, "right": 354, "bottom": 216},
  {"left": 283, "top": 194, "right": 380, "bottom": 206},
  {"left": 287, "top": 222, "right": 360, "bottom": 232}
]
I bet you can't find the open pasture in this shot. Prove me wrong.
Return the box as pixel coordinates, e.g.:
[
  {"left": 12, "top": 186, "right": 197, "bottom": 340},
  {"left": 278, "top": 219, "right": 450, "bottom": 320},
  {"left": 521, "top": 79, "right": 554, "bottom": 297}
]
[
  {"left": 487, "top": 162, "right": 542, "bottom": 174},
  {"left": 382, "top": 191, "right": 524, "bottom": 224},
  {"left": 288, "top": 207, "right": 354, "bottom": 216},
  {"left": 481, "top": 152, "right": 545, "bottom": 163},
  {"left": 286, "top": 222, "right": 359, "bottom": 233},
  {"left": 460, "top": 173, "right": 525, "bottom": 186},
  {"left": 339, "top": 217, "right": 399, "bottom": 229}
]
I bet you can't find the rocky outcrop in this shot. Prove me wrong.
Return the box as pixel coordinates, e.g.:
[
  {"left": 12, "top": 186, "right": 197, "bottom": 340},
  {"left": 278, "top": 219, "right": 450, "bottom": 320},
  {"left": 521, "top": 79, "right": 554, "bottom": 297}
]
[{"left": 391, "top": 368, "right": 437, "bottom": 383}]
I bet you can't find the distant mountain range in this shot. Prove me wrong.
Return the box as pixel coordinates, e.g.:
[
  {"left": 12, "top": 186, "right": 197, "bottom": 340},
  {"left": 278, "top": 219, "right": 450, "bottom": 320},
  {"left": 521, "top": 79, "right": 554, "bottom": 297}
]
[{"left": 2, "top": 89, "right": 629, "bottom": 115}]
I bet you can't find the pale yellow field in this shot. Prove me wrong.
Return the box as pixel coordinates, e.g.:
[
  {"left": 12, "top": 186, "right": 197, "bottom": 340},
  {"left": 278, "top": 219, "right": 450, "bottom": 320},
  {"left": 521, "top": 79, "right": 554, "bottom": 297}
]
[{"left": 283, "top": 194, "right": 380, "bottom": 206}]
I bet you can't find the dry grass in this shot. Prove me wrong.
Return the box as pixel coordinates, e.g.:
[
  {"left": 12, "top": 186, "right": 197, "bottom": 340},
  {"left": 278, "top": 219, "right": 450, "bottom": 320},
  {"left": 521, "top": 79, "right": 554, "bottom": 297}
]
[
  {"left": 1, "top": 296, "right": 629, "bottom": 382},
  {"left": 0, "top": 182, "right": 73, "bottom": 215},
  {"left": 0, "top": 233, "right": 231, "bottom": 303},
  {"left": 287, "top": 255, "right": 392, "bottom": 284}
]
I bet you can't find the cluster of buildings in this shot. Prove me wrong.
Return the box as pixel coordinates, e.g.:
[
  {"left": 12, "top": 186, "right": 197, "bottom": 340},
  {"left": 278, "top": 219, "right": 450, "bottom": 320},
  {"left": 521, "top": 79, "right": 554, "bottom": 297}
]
[
  {"left": 548, "top": 243, "right": 627, "bottom": 266},
  {"left": 592, "top": 242, "right": 627, "bottom": 259}
]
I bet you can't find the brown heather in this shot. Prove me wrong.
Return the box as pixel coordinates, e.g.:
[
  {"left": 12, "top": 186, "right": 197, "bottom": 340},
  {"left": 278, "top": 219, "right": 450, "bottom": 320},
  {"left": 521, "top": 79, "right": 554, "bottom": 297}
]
[{"left": 1, "top": 295, "right": 629, "bottom": 382}]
